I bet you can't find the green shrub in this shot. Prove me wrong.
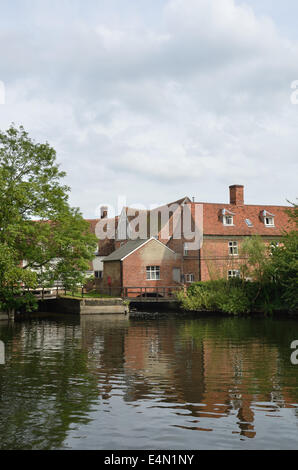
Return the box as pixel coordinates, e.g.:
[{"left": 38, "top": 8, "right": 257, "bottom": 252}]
[
  {"left": 178, "top": 279, "right": 286, "bottom": 315},
  {"left": 216, "top": 286, "right": 250, "bottom": 315}
]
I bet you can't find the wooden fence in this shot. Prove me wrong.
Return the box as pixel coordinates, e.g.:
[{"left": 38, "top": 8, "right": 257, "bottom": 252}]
[{"left": 23, "top": 285, "right": 183, "bottom": 300}]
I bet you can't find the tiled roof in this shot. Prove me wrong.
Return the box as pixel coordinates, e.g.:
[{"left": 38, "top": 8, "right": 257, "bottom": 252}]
[
  {"left": 118, "top": 197, "right": 190, "bottom": 238},
  {"left": 102, "top": 239, "right": 148, "bottom": 262},
  {"left": 194, "top": 203, "right": 294, "bottom": 236},
  {"left": 85, "top": 218, "right": 100, "bottom": 233},
  {"left": 86, "top": 199, "right": 295, "bottom": 240}
]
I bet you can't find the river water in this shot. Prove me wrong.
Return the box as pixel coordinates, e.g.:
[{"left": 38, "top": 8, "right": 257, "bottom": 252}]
[{"left": 0, "top": 313, "right": 297, "bottom": 450}]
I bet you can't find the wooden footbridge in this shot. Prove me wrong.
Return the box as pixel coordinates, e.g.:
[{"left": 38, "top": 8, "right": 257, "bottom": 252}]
[
  {"left": 27, "top": 285, "right": 182, "bottom": 303},
  {"left": 122, "top": 286, "right": 182, "bottom": 303}
]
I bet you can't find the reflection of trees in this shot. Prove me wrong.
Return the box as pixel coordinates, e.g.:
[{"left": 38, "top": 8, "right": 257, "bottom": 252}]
[
  {"left": 80, "top": 316, "right": 129, "bottom": 403},
  {"left": 0, "top": 318, "right": 99, "bottom": 450}
]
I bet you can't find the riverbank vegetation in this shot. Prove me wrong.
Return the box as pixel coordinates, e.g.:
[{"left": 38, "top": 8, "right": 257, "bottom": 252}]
[
  {"left": 0, "top": 124, "right": 97, "bottom": 314},
  {"left": 177, "top": 205, "right": 298, "bottom": 315}
]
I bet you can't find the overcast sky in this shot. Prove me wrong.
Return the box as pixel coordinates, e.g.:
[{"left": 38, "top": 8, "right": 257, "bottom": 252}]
[{"left": 0, "top": 0, "right": 297, "bottom": 217}]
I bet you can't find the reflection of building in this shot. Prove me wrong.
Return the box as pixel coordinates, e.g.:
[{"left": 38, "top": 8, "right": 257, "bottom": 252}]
[
  {"left": 201, "top": 340, "right": 281, "bottom": 438},
  {"left": 77, "top": 315, "right": 298, "bottom": 441},
  {"left": 85, "top": 185, "right": 294, "bottom": 290},
  {"left": 120, "top": 320, "right": 297, "bottom": 439}
]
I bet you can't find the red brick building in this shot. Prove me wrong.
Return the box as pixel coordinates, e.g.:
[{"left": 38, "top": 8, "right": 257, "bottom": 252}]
[
  {"left": 102, "top": 238, "right": 181, "bottom": 296},
  {"left": 87, "top": 185, "right": 294, "bottom": 293}
]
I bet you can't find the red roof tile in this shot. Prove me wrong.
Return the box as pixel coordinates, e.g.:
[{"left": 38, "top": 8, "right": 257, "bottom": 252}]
[{"left": 193, "top": 203, "right": 295, "bottom": 236}]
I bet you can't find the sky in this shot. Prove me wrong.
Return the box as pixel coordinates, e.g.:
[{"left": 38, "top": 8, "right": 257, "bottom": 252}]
[{"left": 0, "top": 0, "right": 297, "bottom": 217}]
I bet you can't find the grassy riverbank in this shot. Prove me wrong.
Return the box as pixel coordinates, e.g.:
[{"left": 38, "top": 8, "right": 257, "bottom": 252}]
[{"left": 62, "top": 289, "right": 115, "bottom": 300}]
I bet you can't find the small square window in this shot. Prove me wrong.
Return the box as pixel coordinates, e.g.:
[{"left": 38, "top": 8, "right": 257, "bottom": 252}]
[
  {"left": 229, "top": 241, "right": 238, "bottom": 256},
  {"left": 146, "top": 266, "right": 160, "bottom": 280},
  {"left": 265, "top": 217, "right": 275, "bottom": 227},
  {"left": 185, "top": 273, "right": 194, "bottom": 283},
  {"left": 223, "top": 215, "right": 234, "bottom": 226},
  {"left": 228, "top": 270, "right": 240, "bottom": 279}
]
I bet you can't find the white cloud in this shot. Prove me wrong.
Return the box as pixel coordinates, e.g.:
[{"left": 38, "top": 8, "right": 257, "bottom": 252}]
[{"left": 0, "top": 0, "right": 297, "bottom": 216}]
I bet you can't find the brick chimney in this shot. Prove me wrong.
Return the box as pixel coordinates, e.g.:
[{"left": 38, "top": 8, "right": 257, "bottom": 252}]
[
  {"left": 101, "top": 206, "right": 108, "bottom": 219},
  {"left": 229, "top": 185, "right": 244, "bottom": 205}
]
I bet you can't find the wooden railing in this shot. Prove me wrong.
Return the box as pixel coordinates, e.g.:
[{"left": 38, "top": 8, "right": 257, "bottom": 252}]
[
  {"left": 23, "top": 285, "right": 183, "bottom": 300},
  {"left": 122, "top": 286, "right": 182, "bottom": 300}
]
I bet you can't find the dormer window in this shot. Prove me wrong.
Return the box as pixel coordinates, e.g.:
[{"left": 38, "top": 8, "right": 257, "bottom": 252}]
[
  {"left": 222, "top": 209, "right": 235, "bottom": 226},
  {"left": 261, "top": 210, "right": 275, "bottom": 227},
  {"left": 224, "top": 215, "right": 234, "bottom": 226},
  {"left": 265, "top": 216, "right": 274, "bottom": 227}
]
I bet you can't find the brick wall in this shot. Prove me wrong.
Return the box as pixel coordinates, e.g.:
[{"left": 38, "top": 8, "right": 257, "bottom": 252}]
[
  {"left": 102, "top": 260, "right": 121, "bottom": 288},
  {"left": 166, "top": 237, "right": 200, "bottom": 283},
  {"left": 122, "top": 239, "right": 181, "bottom": 289},
  {"left": 200, "top": 237, "right": 280, "bottom": 281}
]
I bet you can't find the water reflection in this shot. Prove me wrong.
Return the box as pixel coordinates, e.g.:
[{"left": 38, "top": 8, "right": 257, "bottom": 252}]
[{"left": 0, "top": 314, "right": 297, "bottom": 449}]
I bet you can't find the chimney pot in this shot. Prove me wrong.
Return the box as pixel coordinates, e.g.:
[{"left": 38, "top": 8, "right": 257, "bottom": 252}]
[{"left": 101, "top": 206, "right": 108, "bottom": 219}]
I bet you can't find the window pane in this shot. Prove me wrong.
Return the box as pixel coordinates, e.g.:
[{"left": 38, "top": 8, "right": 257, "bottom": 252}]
[
  {"left": 146, "top": 266, "right": 160, "bottom": 280},
  {"left": 229, "top": 241, "right": 238, "bottom": 255},
  {"left": 224, "top": 216, "right": 233, "bottom": 225}
]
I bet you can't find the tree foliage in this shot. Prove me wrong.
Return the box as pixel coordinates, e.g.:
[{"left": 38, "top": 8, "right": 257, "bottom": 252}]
[
  {"left": 240, "top": 235, "right": 271, "bottom": 283},
  {"left": 0, "top": 124, "right": 97, "bottom": 312},
  {"left": 270, "top": 202, "right": 298, "bottom": 311}
]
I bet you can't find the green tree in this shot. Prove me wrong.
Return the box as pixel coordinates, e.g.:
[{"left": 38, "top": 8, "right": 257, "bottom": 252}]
[
  {"left": 240, "top": 235, "right": 271, "bottom": 283},
  {"left": 270, "top": 202, "right": 298, "bottom": 312},
  {"left": 0, "top": 244, "right": 38, "bottom": 314},
  {"left": 0, "top": 124, "right": 97, "bottom": 312}
]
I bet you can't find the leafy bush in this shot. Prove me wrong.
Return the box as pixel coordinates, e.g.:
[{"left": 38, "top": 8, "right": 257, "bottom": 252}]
[
  {"left": 177, "top": 278, "right": 291, "bottom": 315},
  {"left": 216, "top": 286, "right": 250, "bottom": 315}
]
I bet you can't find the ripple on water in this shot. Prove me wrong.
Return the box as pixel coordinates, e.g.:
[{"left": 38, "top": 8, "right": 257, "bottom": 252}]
[{"left": 1, "top": 316, "right": 298, "bottom": 450}]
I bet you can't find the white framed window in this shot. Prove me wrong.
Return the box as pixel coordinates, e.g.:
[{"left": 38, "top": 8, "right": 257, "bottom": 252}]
[
  {"left": 265, "top": 216, "right": 275, "bottom": 227},
  {"left": 94, "top": 271, "right": 103, "bottom": 279},
  {"left": 229, "top": 241, "right": 238, "bottom": 256},
  {"left": 146, "top": 266, "right": 160, "bottom": 280},
  {"left": 223, "top": 215, "right": 234, "bottom": 226},
  {"left": 262, "top": 210, "right": 275, "bottom": 227},
  {"left": 185, "top": 273, "right": 194, "bottom": 283},
  {"left": 228, "top": 270, "right": 240, "bottom": 279},
  {"left": 184, "top": 243, "right": 188, "bottom": 256}
]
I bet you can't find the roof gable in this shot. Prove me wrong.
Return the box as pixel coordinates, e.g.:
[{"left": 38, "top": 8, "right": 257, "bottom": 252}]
[
  {"left": 114, "top": 197, "right": 191, "bottom": 240},
  {"left": 103, "top": 237, "right": 176, "bottom": 262}
]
